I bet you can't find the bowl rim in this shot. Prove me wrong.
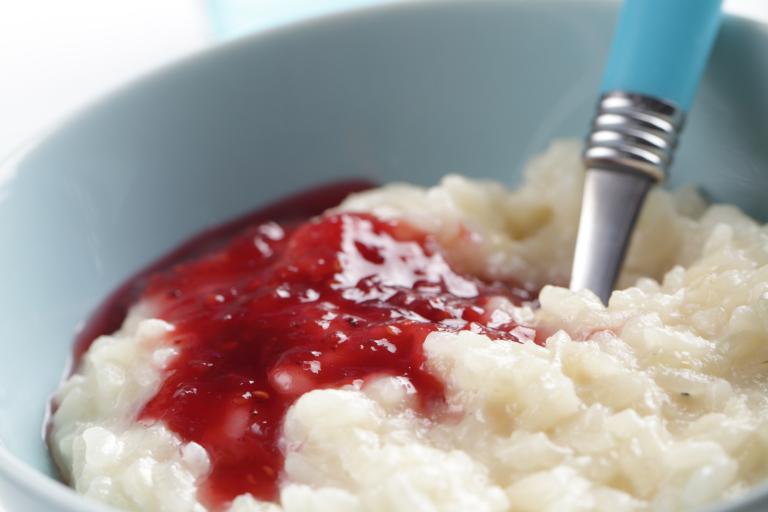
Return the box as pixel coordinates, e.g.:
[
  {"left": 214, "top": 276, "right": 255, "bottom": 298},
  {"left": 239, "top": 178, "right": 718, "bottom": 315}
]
[{"left": 2, "top": 1, "right": 768, "bottom": 511}]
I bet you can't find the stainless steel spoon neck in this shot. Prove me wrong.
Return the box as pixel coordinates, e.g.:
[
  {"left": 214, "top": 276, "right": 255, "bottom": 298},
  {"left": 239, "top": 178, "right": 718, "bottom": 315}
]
[
  {"left": 584, "top": 91, "right": 685, "bottom": 182},
  {"left": 570, "top": 92, "right": 685, "bottom": 304}
]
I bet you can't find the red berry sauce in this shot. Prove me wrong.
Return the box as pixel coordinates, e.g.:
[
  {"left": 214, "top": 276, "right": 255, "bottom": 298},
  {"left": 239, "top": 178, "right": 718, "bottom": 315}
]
[{"left": 72, "top": 181, "right": 539, "bottom": 509}]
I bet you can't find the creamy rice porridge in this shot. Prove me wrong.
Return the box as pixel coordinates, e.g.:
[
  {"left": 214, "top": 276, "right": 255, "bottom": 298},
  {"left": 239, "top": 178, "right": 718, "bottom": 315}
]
[{"left": 50, "top": 140, "right": 768, "bottom": 512}]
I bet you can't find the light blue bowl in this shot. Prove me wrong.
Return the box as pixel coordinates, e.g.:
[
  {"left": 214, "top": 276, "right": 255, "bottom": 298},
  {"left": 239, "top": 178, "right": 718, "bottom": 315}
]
[{"left": 1, "top": 1, "right": 767, "bottom": 510}]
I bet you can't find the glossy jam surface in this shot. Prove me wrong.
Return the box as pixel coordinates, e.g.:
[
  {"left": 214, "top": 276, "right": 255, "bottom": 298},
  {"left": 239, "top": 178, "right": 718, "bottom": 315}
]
[
  {"left": 72, "top": 181, "right": 373, "bottom": 362},
  {"left": 137, "top": 211, "right": 535, "bottom": 507},
  {"left": 73, "top": 182, "right": 538, "bottom": 508}
]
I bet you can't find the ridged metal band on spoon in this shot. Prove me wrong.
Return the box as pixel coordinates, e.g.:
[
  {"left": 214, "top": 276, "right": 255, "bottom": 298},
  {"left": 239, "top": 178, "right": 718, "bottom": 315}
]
[
  {"left": 569, "top": 91, "right": 684, "bottom": 304},
  {"left": 585, "top": 92, "right": 685, "bottom": 180}
]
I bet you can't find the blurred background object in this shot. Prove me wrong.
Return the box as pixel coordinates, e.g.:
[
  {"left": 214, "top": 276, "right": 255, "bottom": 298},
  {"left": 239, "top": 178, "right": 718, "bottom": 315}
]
[
  {"left": 205, "top": 0, "right": 404, "bottom": 39},
  {"left": 0, "top": 0, "right": 765, "bottom": 161}
]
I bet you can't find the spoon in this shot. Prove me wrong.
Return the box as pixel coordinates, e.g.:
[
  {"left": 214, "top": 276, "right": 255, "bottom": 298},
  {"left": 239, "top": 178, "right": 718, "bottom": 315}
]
[{"left": 570, "top": 0, "right": 722, "bottom": 304}]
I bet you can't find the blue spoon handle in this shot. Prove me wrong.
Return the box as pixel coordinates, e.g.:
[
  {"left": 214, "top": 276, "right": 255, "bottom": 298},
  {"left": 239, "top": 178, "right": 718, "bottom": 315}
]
[
  {"left": 601, "top": 0, "right": 723, "bottom": 111},
  {"left": 572, "top": 0, "right": 725, "bottom": 303}
]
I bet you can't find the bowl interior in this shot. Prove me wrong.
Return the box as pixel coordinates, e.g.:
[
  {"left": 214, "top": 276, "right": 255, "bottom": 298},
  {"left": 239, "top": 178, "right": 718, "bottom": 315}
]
[{"left": 1, "top": 0, "right": 768, "bottom": 509}]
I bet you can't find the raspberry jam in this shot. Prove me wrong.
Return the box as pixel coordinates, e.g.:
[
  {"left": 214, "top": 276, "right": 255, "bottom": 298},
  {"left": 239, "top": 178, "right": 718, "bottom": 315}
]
[{"left": 73, "top": 182, "right": 537, "bottom": 508}]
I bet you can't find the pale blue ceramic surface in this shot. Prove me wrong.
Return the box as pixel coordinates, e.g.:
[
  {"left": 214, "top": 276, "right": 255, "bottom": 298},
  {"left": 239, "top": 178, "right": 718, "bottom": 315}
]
[
  {"left": 602, "top": 0, "right": 722, "bottom": 109},
  {"left": 1, "top": 1, "right": 768, "bottom": 510}
]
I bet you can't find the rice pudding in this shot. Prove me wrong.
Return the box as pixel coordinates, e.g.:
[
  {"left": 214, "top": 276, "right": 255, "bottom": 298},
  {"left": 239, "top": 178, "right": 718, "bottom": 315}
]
[{"left": 50, "top": 140, "right": 768, "bottom": 511}]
